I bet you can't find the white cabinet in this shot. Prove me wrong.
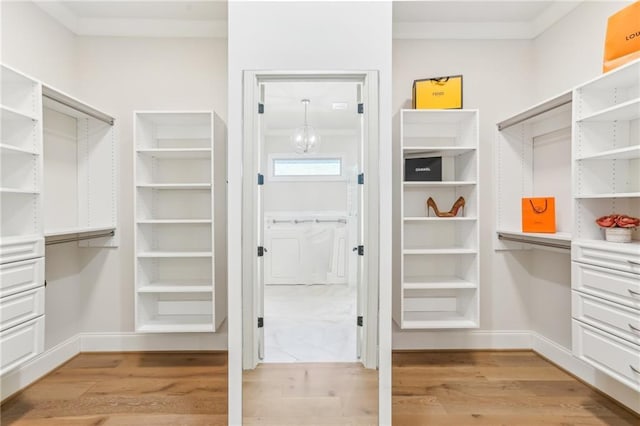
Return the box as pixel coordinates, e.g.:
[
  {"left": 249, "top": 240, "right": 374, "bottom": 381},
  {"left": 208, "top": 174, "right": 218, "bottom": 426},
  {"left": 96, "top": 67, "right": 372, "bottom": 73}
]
[
  {"left": 0, "top": 65, "right": 45, "bottom": 374},
  {"left": 394, "top": 109, "right": 479, "bottom": 329},
  {"left": 571, "top": 59, "right": 640, "bottom": 390},
  {"left": 134, "top": 111, "right": 227, "bottom": 332}
]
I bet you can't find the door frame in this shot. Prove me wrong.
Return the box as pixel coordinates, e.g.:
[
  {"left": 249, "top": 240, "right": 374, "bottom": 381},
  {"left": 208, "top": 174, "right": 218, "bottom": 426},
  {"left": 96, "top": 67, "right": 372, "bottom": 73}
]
[{"left": 241, "top": 70, "right": 380, "bottom": 370}]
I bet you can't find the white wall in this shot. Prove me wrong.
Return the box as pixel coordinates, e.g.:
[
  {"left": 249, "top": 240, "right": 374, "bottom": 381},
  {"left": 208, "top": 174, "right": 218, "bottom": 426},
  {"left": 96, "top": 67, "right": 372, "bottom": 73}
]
[
  {"left": 532, "top": 1, "right": 632, "bottom": 102},
  {"left": 227, "top": 2, "right": 393, "bottom": 424},
  {"left": 0, "top": 1, "right": 77, "bottom": 93},
  {"left": 392, "top": 39, "right": 536, "bottom": 347}
]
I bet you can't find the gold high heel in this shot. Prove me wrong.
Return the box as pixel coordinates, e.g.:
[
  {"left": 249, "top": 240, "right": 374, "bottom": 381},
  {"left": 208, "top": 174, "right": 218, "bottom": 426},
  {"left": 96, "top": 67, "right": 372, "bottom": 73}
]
[{"left": 426, "top": 196, "right": 465, "bottom": 217}]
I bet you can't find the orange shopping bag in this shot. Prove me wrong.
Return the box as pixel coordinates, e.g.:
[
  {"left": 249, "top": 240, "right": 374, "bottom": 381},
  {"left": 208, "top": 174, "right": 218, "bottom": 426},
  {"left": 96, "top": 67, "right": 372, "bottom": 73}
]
[
  {"left": 603, "top": 1, "right": 640, "bottom": 72},
  {"left": 522, "top": 197, "right": 556, "bottom": 233}
]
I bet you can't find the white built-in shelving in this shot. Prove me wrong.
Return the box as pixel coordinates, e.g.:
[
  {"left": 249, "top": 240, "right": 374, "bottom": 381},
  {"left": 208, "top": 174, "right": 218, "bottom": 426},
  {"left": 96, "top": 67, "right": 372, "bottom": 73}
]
[
  {"left": 134, "top": 111, "right": 227, "bottom": 333},
  {"left": 571, "top": 59, "right": 640, "bottom": 393},
  {"left": 495, "top": 91, "right": 573, "bottom": 250},
  {"left": 393, "top": 109, "right": 480, "bottom": 329},
  {"left": 0, "top": 65, "right": 45, "bottom": 375}
]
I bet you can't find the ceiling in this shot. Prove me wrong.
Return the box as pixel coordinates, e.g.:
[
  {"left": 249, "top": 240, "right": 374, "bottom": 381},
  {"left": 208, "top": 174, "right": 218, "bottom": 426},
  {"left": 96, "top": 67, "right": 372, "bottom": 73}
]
[{"left": 35, "top": 0, "right": 582, "bottom": 39}]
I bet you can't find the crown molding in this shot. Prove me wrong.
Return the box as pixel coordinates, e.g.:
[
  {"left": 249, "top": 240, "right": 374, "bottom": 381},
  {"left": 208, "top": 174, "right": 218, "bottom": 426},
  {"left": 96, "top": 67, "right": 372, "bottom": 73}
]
[{"left": 34, "top": 1, "right": 227, "bottom": 38}]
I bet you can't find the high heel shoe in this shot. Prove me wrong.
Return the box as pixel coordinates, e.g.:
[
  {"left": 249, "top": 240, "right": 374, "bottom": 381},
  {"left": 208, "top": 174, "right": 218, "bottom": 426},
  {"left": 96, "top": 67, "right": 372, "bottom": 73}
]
[{"left": 426, "top": 196, "right": 465, "bottom": 217}]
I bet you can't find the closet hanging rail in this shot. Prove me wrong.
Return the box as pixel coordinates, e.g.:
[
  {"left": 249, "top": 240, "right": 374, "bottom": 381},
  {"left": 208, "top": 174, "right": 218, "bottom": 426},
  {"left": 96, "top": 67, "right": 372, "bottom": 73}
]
[
  {"left": 45, "top": 230, "right": 115, "bottom": 246},
  {"left": 42, "top": 86, "right": 115, "bottom": 125},
  {"left": 270, "top": 218, "right": 347, "bottom": 224},
  {"left": 497, "top": 91, "right": 572, "bottom": 131},
  {"left": 498, "top": 233, "right": 571, "bottom": 250}
]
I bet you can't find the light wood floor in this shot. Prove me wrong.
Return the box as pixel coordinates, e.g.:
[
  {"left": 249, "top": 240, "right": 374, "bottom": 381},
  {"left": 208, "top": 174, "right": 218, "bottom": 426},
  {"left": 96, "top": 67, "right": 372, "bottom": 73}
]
[{"left": 1, "top": 351, "right": 638, "bottom": 425}]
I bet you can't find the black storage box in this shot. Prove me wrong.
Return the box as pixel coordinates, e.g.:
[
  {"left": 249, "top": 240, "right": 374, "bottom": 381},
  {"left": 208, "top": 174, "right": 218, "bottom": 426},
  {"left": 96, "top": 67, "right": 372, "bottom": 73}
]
[{"left": 404, "top": 157, "right": 442, "bottom": 181}]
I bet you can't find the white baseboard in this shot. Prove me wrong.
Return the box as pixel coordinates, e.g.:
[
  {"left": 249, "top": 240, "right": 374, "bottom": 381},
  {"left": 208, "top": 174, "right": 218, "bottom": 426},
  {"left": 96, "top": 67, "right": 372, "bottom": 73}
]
[
  {"left": 1, "top": 334, "right": 80, "bottom": 401},
  {"left": 80, "top": 332, "right": 228, "bottom": 352},
  {"left": 531, "top": 332, "right": 640, "bottom": 415},
  {"left": 392, "top": 329, "right": 532, "bottom": 350}
]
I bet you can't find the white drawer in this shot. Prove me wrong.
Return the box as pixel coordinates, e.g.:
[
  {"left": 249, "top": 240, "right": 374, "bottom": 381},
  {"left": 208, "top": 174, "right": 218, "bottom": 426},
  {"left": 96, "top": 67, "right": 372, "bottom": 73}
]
[
  {"left": 0, "top": 287, "right": 45, "bottom": 332},
  {"left": 572, "top": 291, "right": 640, "bottom": 346},
  {"left": 0, "top": 257, "right": 44, "bottom": 298},
  {"left": 572, "top": 320, "right": 640, "bottom": 392},
  {"left": 572, "top": 241, "right": 640, "bottom": 275},
  {"left": 572, "top": 262, "right": 640, "bottom": 310},
  {"left": 0, "top": 316, "right": 44, "bottom": 375},
  {"left": 0, "top": 236, "right": 44, "bottom": 264}
]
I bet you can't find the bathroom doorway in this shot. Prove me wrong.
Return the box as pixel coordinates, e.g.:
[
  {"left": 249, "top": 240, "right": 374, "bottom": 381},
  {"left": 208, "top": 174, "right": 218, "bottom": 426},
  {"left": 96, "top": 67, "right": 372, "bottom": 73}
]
[{"left": 242, "top": 71, "right": 379, "bottom": 370}]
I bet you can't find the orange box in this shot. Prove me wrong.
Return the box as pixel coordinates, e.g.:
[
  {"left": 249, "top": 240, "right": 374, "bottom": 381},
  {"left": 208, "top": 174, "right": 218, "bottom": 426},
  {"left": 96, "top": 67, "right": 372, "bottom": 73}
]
[
  {"left": 603, "top": 1, "right": 640, "bottom": 72},
  {"left": 522, "top": 197, "right": 556, "bottom": 233}
]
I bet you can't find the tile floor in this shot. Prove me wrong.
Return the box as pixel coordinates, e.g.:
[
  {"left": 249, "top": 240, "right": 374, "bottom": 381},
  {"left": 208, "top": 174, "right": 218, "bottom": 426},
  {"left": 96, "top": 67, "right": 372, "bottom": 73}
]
[{"left": 263, "top": 284, "right": 357, "bottom": 363}]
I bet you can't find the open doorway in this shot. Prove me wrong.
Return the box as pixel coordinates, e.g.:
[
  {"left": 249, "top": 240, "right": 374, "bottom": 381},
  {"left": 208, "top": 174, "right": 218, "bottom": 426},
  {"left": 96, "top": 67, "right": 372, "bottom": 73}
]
[
  {"left": 259, "top": 81, "right": 362, "bottom": 362},
  {"left": 242, "top": 71, "right": 379, "bottom": 370}
]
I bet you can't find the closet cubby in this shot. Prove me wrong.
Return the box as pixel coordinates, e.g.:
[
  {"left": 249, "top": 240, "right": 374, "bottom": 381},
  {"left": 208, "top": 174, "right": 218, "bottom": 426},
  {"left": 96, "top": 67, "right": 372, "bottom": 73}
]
[
  {"left": 496, "top": 92, "right": 573, "bottom": 247},
  {"left": 394, "top": 109, "right": 479, "bottom": 329},
  {"left": 134, "top": 111, "right": 226, "bottom": 333}
]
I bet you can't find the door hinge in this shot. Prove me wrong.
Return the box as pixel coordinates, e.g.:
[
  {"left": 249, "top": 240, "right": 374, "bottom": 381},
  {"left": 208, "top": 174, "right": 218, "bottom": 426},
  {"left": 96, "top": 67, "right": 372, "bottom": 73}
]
[
  {"left": 358, "top": 103, "right": 364, "bottom": 114},
  {"left": 353, "top": 245, "right": 364, "bottom": 256},
  {"left": 358, "top": 173, "right": 364, "bottom": 185},
  {"left": 258, "top": 317, "right": 264, "bottom": 328},
  {"left": 258, "top": 246, "right": 267, "bottom": 257},
  {"left": 357, "top": 316, "right": 363, "bottom": 327},
  {"left": 258, "top": 103, "right": 264, "bottom": 114},
  {"left": 258, "top": 173, "right": 264, "bottom": 185}
]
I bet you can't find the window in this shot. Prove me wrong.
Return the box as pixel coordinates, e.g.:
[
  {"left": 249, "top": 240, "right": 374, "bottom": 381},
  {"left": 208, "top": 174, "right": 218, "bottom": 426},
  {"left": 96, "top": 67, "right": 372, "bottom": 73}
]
[{"left": 269, "top": 155, "right": 345, "bottom": 181}]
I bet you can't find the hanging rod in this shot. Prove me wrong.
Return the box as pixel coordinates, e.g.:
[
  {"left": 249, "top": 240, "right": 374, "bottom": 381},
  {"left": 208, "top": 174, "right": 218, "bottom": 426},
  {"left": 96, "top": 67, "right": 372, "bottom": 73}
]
[
  {"left": 271, "top": 218, "right": 347, "bottom": 224},
  {"left": 498, "top": 234, "right": 571, "bottom": 250},
  {"left": 42, "top": 86, "right": 115, "bottom": 125},
  {"left": 45, "top": 230, "right": 115, "bottom": 246},
  {"left": 497, "top": 91, "right": 572, "bottom": 131}
]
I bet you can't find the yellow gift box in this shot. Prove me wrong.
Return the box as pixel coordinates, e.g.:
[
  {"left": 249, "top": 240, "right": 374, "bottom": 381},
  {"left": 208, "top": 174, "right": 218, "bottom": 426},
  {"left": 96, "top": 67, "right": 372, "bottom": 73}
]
[{"left": 412, "top": 75, "right": 463, "bottom": 109}]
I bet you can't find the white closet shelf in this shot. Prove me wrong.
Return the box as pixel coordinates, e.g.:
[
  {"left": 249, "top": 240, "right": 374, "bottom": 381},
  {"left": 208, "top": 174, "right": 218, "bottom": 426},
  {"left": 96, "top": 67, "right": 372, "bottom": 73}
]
[
  {"left": 403, "top": 181, "right": 476, "bottom": 188},
  {"left": 0, "top": 188, "right": 39, "bottom": 194},
  {"left": 403, "top": 276, "right": 476, "bottom": 290},
  {"left": 401, "top": 109, "right": 478, "bottom": 124},
  {"left": 0, "top": 105, "right": 38, "bottom": 122},
  {"left": 136, "top": 183, "right": 211, "bottom": 190},
  {"left": 401, "top": 315, "right": 478, "bottom": 329},
  {"left": 575, "top": 192, "right": 640, "bottom": 199},
  {"left": 137, "top": 219, "right": 212, "bottom": 224},
  {"left": 137, "top": 251, "right": 212, "bottom": 258},
  {"left": 137, "top": 284, "right": 213, "bottom": 293},
  {"left": 577, "top": 145, "right": 640, "bottom": 161},
  {"left": 404, "top": 217, "right": 476, "bottom": 222},
  {"left": 136, "top": 148, "right": 212, "bottom": 159},
  {"left": 137, "top": 320, "right": 214, "bottom": 333},
  {"left": 403, "top": 146, "right": 476, "bottom": 157},
  {"left": 44, "top": 226, "right": 115, "bottom": 238},
  {"left": 0, "top": 144, "right": 38, "bottom": 156},
  {"left": 573, "top": 238, "right": 640, "bottom": 254},
  {"left": 403, "top": 248, "right": 477, "bottom": 255},
  {"left": 577, "top": 59, "right": 639, "bottom": 91},
  {"left": 497, "top": 230, "right": 572, "bottom": 242},
  {"left": 577, "top": 99, "right": 640, "bottom": 122}
]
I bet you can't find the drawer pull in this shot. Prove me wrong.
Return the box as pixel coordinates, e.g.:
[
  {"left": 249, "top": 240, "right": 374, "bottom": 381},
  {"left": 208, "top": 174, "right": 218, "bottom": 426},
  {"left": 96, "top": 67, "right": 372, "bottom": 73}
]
[
  {"left": 629, "top": 289, "right": 640, "bottom": 297},
  {"left": 631, "top": 365, "right": 640, "bottom": 375},
  {"left": 630, "top": 324, "right": 640, "bottom": 334}
]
